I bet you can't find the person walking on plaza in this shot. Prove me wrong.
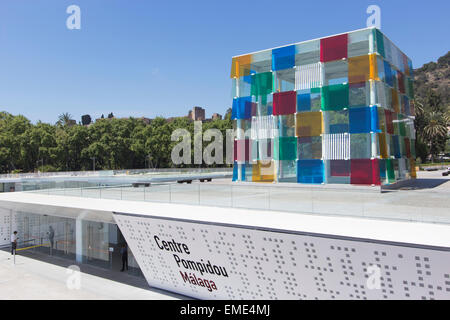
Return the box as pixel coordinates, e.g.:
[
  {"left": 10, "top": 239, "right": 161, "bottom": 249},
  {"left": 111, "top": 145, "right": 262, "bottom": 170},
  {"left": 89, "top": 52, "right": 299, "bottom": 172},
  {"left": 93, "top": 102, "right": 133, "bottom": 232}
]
[
  {"left": 120, "top": 244, "right": 128, "bottom": 272},
  {"left": 11, "top": 231, "right": 18, "bottom": 255}
]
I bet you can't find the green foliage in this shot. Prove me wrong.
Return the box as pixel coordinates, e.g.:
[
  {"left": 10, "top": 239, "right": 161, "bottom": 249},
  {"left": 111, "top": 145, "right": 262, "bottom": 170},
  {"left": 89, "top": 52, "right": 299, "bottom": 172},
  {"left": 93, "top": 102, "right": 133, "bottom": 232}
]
[
  {"left": 414, "top": 52, "right": 450, "bottom": 163},
  {"left": 0, "top": 112, "right": 232, "bottom": 173}
]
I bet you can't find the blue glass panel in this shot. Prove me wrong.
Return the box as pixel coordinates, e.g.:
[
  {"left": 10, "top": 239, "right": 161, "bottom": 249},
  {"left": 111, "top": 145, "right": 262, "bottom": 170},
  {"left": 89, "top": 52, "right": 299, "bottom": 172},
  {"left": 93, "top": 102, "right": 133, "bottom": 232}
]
[
  {"left": 408, "top": 59, "right": 414, "bottom": 78},
  {"left": 232, "top": 96, "right": 252, "bottom": 119},
  {"left": 370, "top": 106, "right": 381, "bottom": 133},
  {"left": 379, "top": 159, "right": 387, "bottom": 180},
  {"left": 272, "top": 45, "right": 295, "bottom": 71},
  {"left": 392, "top": 135, "right": 401, "bottom": 159},
  {"left": 297, "top": 159, "right": 324, "bottom": 184},
  {"left": 404, "top": 96, "right": 410, "bottom": 116},
  {"left": 384, "top": 61, "right": 393, "bottom": 87},
  {"left": 349, "top": 107, "right": 371, "bottom": 133},
  {"left": 297, "top": 91, "right": 311, "bottom": 112}
]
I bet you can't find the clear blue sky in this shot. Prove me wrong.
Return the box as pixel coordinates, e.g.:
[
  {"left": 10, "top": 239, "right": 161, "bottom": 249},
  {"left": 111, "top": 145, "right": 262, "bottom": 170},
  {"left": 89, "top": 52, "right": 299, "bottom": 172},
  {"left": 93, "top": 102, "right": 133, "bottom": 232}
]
[{"left": 0, "top": 0, "right": 448, "bottom": 123}]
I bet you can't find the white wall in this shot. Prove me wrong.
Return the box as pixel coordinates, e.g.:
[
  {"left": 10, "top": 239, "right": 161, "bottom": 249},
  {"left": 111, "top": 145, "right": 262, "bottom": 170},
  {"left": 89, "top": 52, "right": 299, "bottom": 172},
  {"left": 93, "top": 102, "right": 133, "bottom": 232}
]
[{"left": 0, "top": 208, "right": 15, "bottom": 246}]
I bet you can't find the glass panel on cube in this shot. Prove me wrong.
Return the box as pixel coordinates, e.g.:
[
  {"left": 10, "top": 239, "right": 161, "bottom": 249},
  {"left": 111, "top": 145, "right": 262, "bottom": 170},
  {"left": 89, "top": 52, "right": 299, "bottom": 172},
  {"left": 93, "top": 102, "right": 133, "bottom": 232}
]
[
  {"left": 295, "top": 39, "right": 320, "bottom": 66},
  {"left": 272, "top": 45, "right": 295, "bottom": 71},
  {"left": 252, "top": 160, "right": 275, "bottom": 182},
  {"left": 274, "top": 114, "right": 296, "bottom": 137},
  {"left": 296, "top": 111, "right": 323, "bottom": 137},
  {"left": 324, "top": 60, "right": 348, "bottom": 86},
  {"left": 274, "top": 68, "right": 295, "bottom": 92},
  {"left": 251, "top": 50, "right": 272, "bottom": 74},
  {"left": 297, "top": 88, "right": 321, "bottom": 112},
  {"left": 324, "top": 110, "right": 349, "bottom": 134},
  {"left": 298, "top": 136, "right": 322, "bottom": 160},
  {"left": 350, "top": 159, "right": 380, "bottom": 185},
  {"left": 374, "top": 28, "right": 385, "bottom": 58},
  {"left": 295, "top": 62, "right": 323, "bottom": 90},
  {"left": 274, "top": 136, "right": 297, "bottom": 160},
  {"left": 273, "top": 91, "right": 296, "bottom": 115},
  {"left": 321, "top": 83, "right": 349, "bottom": 111},
  {"left": 350, "top": 133, "right": 371, "bottom": 159},
  {"left": 349, "top": 82, "right": 370, "bottom": 107},
  {"left": 348, "top": 54, "right": 378, "bottom": 84},
  {"left": 325, "top": 160, "right": 350, "bottom": 184},
  {"left": 231, "top": 54, "right": 252, "bottom": 78},
  {"left": 348, "top": 28, "right": 372, "bottom": 58},
  {"left": 297, "top": 159, "right": 324, "bottom": 184},
  {"left": 320, "top": 33, "right": 348, "bottom": 62},
  {"left": 232, "top": 96, "right": 252, "bottom": 120},
  {"left": 278, "top": 160, "right": 297, "bottom": 182},
  {"left": 251, "top": 72, "right": 272, "bottom": 98},
  {"left": 378, "top": 133, "right": 388, "bottom": 158}
]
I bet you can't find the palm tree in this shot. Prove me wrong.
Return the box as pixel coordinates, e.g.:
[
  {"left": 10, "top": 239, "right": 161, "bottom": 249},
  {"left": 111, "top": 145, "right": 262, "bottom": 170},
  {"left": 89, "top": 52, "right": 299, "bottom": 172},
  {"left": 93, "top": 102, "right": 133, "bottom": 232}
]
[
  {"left": 444, "top": 106, "right": 450, "bottom": 126},
  {"left": 423, "top": 112, "right": 448, "bottom": 162},
  {"left": 57, "top": 112, "right": 73, "bottom": 126}
]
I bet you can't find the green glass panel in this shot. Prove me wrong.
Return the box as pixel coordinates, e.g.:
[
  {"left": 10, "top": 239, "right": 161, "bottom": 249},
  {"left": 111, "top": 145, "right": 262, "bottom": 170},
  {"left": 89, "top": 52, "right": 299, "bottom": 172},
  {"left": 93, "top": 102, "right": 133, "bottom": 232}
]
[
  {"left": 398, "top": 114, "right": 406, "bottom": 136},
  {"left": 386, "top": 159, "right": 395, "bottom": 183},
  {"left": 251, "top": 72, "right": 273, "bottom": 97},
  {"left": 321, "top": 83, "right": 349, "bottom": 111},
  {"left": 274, "top": 136, "right": 297, "bottom": 160},
  {"left": 374, "top": 29, "right": 385, "bottom": 58}
]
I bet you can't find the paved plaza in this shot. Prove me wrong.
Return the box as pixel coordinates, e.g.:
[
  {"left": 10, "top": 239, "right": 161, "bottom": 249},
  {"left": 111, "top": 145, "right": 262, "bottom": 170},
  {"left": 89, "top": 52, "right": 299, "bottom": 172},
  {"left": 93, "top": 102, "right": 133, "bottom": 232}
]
[{"left": 0, "top": 250, "right": 186, "bottom": 300}]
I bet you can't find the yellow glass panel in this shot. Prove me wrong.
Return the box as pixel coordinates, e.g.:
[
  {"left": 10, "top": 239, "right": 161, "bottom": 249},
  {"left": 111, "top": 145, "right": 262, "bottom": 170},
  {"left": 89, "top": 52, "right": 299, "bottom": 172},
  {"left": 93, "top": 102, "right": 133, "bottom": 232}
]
[
  {"left": 231, "top": 54, "right": 252, "bottom": 78},
  {"left": 252, "top": 160, "right": 275, "bottom": 182},
  {"left": 369, "top": 54, "right": 379, "bottom": 80},
  {"left": 410, "top": 159, "right": 417, "bottom": 178},
  {"left": 392, "top": 89, "right": 400, "bottom": 113},
  {"left": 378, "top": 133, "right": 388, "bottom": 159},
  {"left": 296, "top": 112, "right": 323, "bottom": 137},
  {"left": 348, "top": 53, "right": 379, "bottom": 84}
]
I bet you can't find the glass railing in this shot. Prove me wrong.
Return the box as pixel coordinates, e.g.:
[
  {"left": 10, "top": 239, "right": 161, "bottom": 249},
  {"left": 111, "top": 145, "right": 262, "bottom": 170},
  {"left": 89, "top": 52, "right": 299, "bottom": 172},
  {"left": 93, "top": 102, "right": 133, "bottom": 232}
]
[{"left": 24, "top": 182, "right": 450, "bottom": 225}]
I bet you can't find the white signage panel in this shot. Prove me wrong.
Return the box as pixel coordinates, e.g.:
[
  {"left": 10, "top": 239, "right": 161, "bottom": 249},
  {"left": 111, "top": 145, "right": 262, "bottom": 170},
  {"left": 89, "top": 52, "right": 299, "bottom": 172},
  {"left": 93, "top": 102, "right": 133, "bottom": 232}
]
[{"left": 114, "top": 213, "right": 450, "bottom": 300}]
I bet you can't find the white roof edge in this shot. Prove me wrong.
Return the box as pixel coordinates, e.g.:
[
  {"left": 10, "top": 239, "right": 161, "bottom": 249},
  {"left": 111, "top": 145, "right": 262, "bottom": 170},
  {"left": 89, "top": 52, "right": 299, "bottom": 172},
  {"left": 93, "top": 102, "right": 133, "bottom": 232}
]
[
  {"left": 0, "top": 192, "right": 449, "bottom": 248},
  {"left": 232, "top": 26, "right": 412, "bottom": 62}
]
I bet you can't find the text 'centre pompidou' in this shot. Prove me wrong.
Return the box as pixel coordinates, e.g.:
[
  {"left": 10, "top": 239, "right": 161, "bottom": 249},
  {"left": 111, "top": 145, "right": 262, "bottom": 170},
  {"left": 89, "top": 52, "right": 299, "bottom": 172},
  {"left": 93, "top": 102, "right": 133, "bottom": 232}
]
[{"left": 231, "top": 27, "right": 416, "bottom": 185}]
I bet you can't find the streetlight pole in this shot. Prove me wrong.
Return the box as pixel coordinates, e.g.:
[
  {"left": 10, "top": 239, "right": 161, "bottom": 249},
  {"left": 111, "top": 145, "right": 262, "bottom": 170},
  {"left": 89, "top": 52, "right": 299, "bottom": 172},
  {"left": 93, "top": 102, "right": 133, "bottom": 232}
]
[{"left": 36, "top": 159, "right": 44, "bottom": 172}]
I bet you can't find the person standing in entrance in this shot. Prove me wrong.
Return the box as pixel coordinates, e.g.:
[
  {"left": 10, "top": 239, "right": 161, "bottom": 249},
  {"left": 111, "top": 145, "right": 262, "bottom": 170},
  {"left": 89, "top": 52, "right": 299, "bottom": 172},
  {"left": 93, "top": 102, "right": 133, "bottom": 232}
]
[
  {"left": 120, "top": 244, "right": 128, "bottom": 272},
  {"left": 11, "top": 231, "right": 18, "bottom": 255},
  {"left": 47, "top": 226, "right": 55, "bottom": 250}
]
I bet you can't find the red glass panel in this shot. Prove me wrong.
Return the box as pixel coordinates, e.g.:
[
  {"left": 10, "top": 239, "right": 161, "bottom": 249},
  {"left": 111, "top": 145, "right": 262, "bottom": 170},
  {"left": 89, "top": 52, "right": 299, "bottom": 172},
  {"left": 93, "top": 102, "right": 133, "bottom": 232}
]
[
  {"left": 273, "top": 91, "right": 296, "bottom": 115},
  {"left": 405, "top": 137, "right": 411, "bottom": 158},
  {"left": 385, "top": 109, "right": 394, "bottom": 134},
  {"left": 350, "top": 159, "right": 380, "bottom": 185},
  {"left": 236, "top": 139, "right": 251, "bottom": 162},
  {"left": 397, "top": 71, "right": 405, "bottom": 94},
  {"left": 320, "top": 34, "right": 348, "bottom": 62}
]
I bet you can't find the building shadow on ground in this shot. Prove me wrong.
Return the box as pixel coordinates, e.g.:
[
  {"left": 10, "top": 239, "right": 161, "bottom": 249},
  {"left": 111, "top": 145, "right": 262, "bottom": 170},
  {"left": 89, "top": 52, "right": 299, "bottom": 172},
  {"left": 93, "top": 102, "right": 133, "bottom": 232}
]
[{"left": 0, "top": 248, "right": 190, "bottom": 300}]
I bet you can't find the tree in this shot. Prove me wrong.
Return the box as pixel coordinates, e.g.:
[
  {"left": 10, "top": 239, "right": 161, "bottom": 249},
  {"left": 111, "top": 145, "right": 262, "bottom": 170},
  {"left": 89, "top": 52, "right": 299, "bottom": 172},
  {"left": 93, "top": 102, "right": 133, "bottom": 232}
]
[
  {"left": 57, "top": 112, "right": 73, "bottom": 126},
  {"left": 423, "top": 112, "right": 448, "bottom": 162},
  {"left": 81, "top": 114, "right": 92, "bottom": 126}
]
